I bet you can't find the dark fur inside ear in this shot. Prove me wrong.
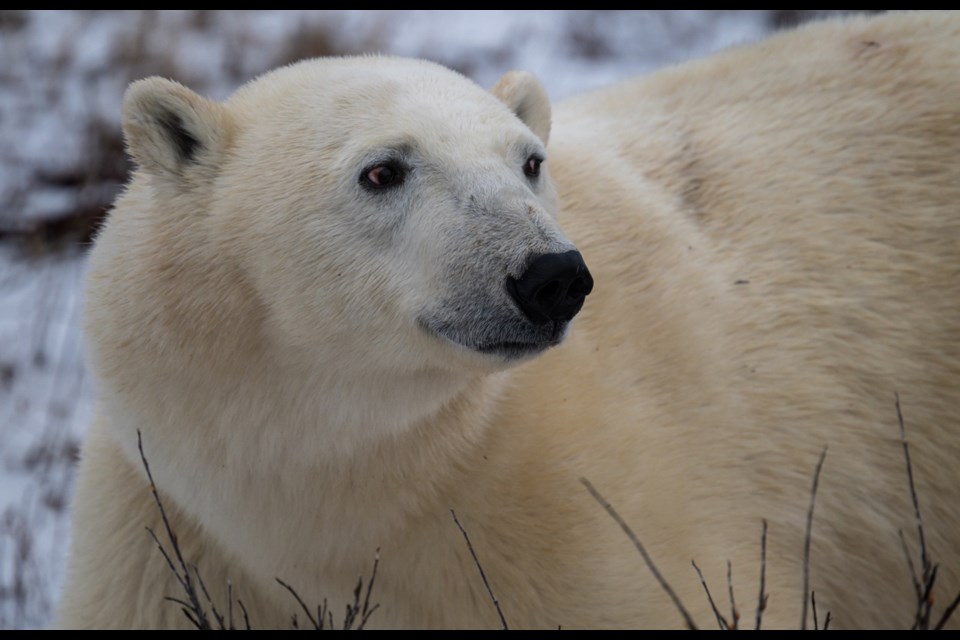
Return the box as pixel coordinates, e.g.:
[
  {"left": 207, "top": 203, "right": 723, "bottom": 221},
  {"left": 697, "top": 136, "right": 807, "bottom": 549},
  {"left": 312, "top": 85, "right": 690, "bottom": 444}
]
[
  {"left": 122, "top": 77, "right": 231, "bottom": 185},
  {"left": 156, "top": 109, "right": 200, "bottom": 164},
  {"left": 491, "top": 71, "right": 552, "bottom": 145}
]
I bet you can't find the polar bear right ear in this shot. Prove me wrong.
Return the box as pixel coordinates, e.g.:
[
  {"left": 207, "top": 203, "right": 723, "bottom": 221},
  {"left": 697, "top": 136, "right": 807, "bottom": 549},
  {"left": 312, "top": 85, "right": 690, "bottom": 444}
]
[
  {"left": 491, "top": 71, "right": 551, "bottom": 145},
  {"left": 122, "top": 77, "right": 233, "bottom": 188}
]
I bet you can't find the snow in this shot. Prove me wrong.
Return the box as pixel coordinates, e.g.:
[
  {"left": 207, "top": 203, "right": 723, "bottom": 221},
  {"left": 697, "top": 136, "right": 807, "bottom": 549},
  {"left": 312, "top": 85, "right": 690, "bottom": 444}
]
[
  {"left": 0, "top": 9, "right": 850, "bottom": 628},
  {"left": 0, "top": 248, "right": 90, "bottom": 628}
]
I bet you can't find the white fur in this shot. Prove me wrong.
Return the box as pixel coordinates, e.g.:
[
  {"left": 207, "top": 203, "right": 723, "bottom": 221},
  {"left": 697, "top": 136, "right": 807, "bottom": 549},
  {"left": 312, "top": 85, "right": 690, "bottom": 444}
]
[{"left": 61, "top": 13, "right": 960, "bottom": 629}]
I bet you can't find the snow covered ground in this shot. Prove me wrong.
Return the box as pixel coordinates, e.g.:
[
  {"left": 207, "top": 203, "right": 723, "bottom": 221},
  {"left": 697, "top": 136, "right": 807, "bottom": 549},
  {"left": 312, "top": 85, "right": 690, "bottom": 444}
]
[{"left": 0, "top": 10, "right": 860, "bottom": 628}]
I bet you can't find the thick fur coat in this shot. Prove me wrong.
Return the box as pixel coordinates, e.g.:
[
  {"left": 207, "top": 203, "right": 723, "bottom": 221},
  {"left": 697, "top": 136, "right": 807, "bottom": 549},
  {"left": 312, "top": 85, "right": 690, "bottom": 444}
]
[{"left": 60, "top": 12, "right": 960, "bottom": 628}]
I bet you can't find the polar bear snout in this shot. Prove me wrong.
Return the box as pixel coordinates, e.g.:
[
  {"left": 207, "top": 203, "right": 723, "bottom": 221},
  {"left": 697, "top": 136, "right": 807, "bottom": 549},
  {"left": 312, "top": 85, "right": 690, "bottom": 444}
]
[{"left": 507, "top": 250, "right": 593, "bottom": 325}]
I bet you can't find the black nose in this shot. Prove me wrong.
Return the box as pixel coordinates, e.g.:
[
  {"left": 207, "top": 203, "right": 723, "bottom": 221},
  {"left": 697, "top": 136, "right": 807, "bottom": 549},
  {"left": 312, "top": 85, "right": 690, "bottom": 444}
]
[{"left": 506, "top": 250, "right": 593, "bottom": 325}]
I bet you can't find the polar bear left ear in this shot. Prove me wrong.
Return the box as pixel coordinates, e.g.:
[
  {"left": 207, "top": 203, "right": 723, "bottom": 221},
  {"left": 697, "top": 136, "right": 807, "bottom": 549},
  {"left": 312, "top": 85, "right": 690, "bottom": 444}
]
[
  {"left": 491, "top": 71, "right": 551, "bottom": 145},
  {"left": 122, "top": 77, "right": 233, "bottom": 189}
]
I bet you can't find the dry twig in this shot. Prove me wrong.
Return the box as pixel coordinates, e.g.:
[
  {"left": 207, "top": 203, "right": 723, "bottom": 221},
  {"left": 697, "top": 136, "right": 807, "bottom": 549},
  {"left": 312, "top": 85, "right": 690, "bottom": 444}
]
[
  {"left": 935, "top": 591, "right": 960, "bottom": 631},
  {"left": 342, "top": 549, "right": 381, "bottom": 630},
  {"left": 140, "top": 430, "right": 250, "bottom": 629},
  {"left": 896, "top": 394, "right": 940, "bottom": 630},
  {"left": 898, "top": 528, "right": 922, "bottom": 604},
  {"left": 800, "top": 447, "right": 827, "bottom": 630},
  {"left": 138, "top": 430, "right": 212, "bottom": 629},
  {"left": 580, "top": 477, "right": 698, "bottom": 630},
  {"left": 811, "top": 590, "right": 819, "bottom": 630},
  {"left": 276, "top": 551, "right": 379, "bottom": 630},
  {"left": 692, "top": 560, "right": 728, "bottom": 630},
  {"left": 276, "top": 577, "right": 325, "bottom": 629},
  {"left": 755, "top": 519, "right": 768, "bottom": 630},
  {"left": 450, "top": 509, "right": 508, "bottom": 630},
  {"left": 727, "top": 560, "right": 739, "bottom": 630}
]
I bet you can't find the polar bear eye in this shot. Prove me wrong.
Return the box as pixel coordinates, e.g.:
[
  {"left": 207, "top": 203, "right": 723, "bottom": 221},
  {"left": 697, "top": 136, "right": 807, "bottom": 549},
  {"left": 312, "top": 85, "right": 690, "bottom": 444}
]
[
  {"left": 524, "top": 155, "right": 542, "bottom": 179},
  {"left": 361, "top": 161, "right": 406, "bottom": 190}
]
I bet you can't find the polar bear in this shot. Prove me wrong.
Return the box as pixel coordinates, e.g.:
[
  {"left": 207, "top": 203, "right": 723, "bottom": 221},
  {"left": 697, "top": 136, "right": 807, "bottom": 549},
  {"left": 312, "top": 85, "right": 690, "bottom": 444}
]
[{"left": 59, "top": 12, "right": 960, "bottom": 629}]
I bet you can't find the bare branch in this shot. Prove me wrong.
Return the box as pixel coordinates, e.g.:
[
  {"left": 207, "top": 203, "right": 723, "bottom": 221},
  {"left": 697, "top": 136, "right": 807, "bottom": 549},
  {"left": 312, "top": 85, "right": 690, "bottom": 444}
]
[
  {"left": 727, "top": 559, "right": 739, "bottom": 630},
  {"left": 276, "top": 577, "right": 321, "bottom": 629},
  {"left": 898, "top": 528, "right": 922, "bottom": 601},
  {"left": 179, "top": 606, "right": 201, "bottom": 629},
  {"left": 146, "top": 527, "right": 188, "bottom": 594},
  {"left": 823, "top": 610, "right": 832, "bottom": 630},
  {"left": 811, "top": 590, "right": 818, "bottom": 630},
  {"left": 755, "top": 519, "right": 768, "bottom": 631},
  {"left": 580, "top": 477, "right": 698, "bottom": 630},
  {"left": 164, "top": 596, "right": 195, "bottom": 610},
  {"left": 450, "top": 509, "right": 509, "bottom": 630},
  {"left": 913, "top": 563, "right": 939, "bottom": 631},
  {"left": 226, "top": 582, "right": 234, "bottom": 630},
  {"left": 357, "top": 549, "right": 381, "bottom": 630},
  {"left": 138, "top": 430, "right": 210, "bottom": 629},
  {"left": 341, "top": 553, "right": 381, "bottom": 631},
  {"left": 357, "top": 603, "right": 380, "bottom": 631},
  {"left": 238, "top": 598, "right": 251, "bottom": 631},
  {"left": 139, "top": 430, "right": 257, "bottom": 629},
  {"left": 897, "top": 394, "right": 936, "bottom": 630},
  {"left": 934, "top": 589, "right": 960, "bottom": 630},
  {"left": 692, "top": 560, "right": 729, "bottom": 630},
  {"left": 896, "top": 394, "right": 929, "bottom": 576},
  {"left": 342, "top": 579, "right": 360, "bottom": 630},
  {"left": 165, "top": 597, "right": 202, "bottom": 629},
  {"left": 800, "top": 447, "right": 828, "bottom": 630},
  {"left": 192, "top": 563, "right": 228, "bottom": 629}
]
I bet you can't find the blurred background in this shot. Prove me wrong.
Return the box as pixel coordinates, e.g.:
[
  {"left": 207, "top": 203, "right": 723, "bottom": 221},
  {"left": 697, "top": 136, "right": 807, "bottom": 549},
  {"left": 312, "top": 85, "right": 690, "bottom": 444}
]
[{"left": 0, "top": 10, "right": 878, "bottom": 628}]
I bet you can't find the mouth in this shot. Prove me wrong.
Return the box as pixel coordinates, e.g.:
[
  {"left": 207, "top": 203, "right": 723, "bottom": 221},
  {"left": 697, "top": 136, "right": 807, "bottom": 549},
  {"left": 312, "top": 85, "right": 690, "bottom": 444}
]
[
  {"left": 421, "top": 315, "right": 568, "bottom": 360},
  {"left": 473, "top": 337, "right": 559, "bottom": 358}
]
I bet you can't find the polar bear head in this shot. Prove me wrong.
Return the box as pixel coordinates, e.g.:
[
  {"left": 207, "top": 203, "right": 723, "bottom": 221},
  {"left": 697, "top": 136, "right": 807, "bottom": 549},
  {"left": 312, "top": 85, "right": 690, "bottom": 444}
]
[{"left": 120, "top": 57, "right": 592, "bottom": 381}]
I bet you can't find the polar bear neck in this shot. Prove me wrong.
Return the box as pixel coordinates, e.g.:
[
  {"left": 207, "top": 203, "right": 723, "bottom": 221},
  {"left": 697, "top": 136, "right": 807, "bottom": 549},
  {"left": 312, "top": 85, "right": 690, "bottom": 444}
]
[
  {"left": 255, "top": 347, "right": 510, "bottom": 458},
  {"left": 97, "top": 287, "right": 510, "bottom": 474}
]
